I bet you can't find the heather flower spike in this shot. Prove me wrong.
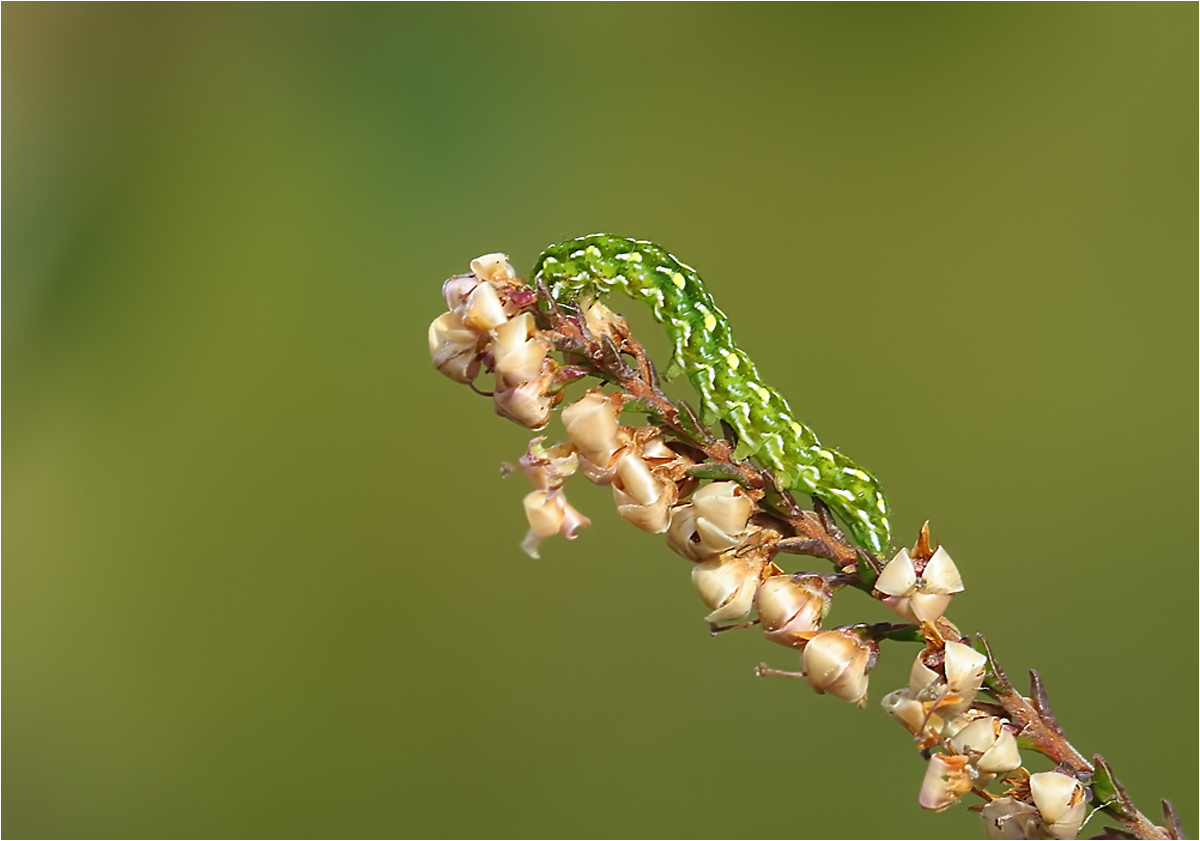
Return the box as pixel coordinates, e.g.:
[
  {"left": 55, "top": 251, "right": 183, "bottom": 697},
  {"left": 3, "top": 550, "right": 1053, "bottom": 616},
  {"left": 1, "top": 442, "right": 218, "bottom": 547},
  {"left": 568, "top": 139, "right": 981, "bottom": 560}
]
[{"left": 428, "top": 246, "right": 1177, "bottom": 839}]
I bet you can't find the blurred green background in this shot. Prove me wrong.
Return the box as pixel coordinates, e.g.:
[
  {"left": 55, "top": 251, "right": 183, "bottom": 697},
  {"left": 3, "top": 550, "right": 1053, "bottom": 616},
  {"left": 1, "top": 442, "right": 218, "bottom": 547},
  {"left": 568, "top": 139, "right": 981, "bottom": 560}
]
[{"left": 5, "top": 4, "right": 1195, "bottom": 838}]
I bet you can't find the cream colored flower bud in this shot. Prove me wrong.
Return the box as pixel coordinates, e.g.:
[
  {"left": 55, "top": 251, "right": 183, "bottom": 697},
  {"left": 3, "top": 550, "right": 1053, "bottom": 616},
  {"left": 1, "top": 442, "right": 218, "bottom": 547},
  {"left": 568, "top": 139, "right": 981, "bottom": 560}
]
[
  {"left": 693, "top": 481, "right": 754, "bottom": 537},
  {"left": 639, "top": 434, "right": 677, "bottom": 462},
  {"left": 561, "top": 391, "right": 624, "bottom": 467},
  {"left": 924, "top": 545, "right": 964, "bottom": 590},
  {"left": 576, "top": 455, "right": 619, "bottom": 486},
  {"left": 902, "top": 592, "right": 954, "bottom": 626},
  {"left": 942, "top": 641, "right": 988, "bottom": 713},
  {"left": 980, "top": 798, "right": 1042, "bottom": 840},
  {"left": 525, "top": 490, "right": 567, "bottom": 536},
  {"left": 580, "top": 299, "right": 628, "bottom": 342},
  {"left": 902, "top": 642, "right": 988, "bottom": 723},
  {"left": 558, "top": 502, "right": 590, "bottom": 539},
  {"left": 876, "top": 546, "right": 964, "bottom": 624},
  {"left": 665, "top": 504, "right": 704, "bottom": 560},
  {"left": 908, "top": 651, "right": 942, "bottom": 699},
  {"left": 948, "top": 715, "right": 1021, "bottom": 776},
  {"left": 939, "top": 713, "right": 972, "bottom": 741},
  {"left": 462, "top": 281, "right": 509, "bottom": 332},
  {"left": 881, "top": 688, "right": 920, "bottom": 729},
  {"left": 612, "top": 452, "right": 675, "bottom": 533},
  {"left": 691, "top": 552, "right": 765, "bottom": 624},
  {"left": 918, "top": 752, "right": 973, "bottom": 812},
  {"left": 520, "top": 489, "right": 590, "bottom": 559},
  {"left": 881, "top": 688, "right": 947, "bottom": 745},
  {"left": 442, "top": 274, "right": 481, "bottom": 311},
  {"left": 428, "top": 310, "right": 475, "bottom": 351},
  {"left": 522, "top": 489, "right": 566, "bottom": 547},
  {"left": 876, "top": 547, "right": 918, "bottom": 595},
  {"left": 754, "top": 574, "right": 831, "bottom": 648},
  {"left": 613, "top": 452, "right": 660, "bottom": 506},
  {"left": 666, "top": 482, "right": 754, "bottom": 562},
  {"left": 519, "top": 438, "right": 578, "bottom": 491},
  {"left": 1029, "top": 771, "right": 1087, "bottom": 840},
  {"left": 494, "top": 378, "right": 555, "bottom": 430},
  {"left": 428, "top": 310, "right": 480, "bottom": 383},
  {"left": 801, "top": 629, "right": 874, "bottom": 706},
  {"left": 616, "top": 493, "right": 675, "bottom": 533},
  {"left": 469, "top": 252, "right": 517, "bottom": 284},
  {"left": 493, "top": 313, "right": 550, "bottom": 386}
]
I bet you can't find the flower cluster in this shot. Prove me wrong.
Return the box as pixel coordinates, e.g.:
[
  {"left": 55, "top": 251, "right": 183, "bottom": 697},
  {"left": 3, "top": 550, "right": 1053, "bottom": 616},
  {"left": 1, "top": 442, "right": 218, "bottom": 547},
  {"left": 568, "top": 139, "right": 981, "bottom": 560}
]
[
  {"left": 979, "top": 772, "right": 1088, "bottom": 840},
  {"left": 883, "top": 640, "right": 1022, "bottom": 805},
  {"left": 428, "top": 253, "right": 561, "bottom": 428},
  {"left": 557, "top": 389, "right": 887, "bottom": 707},
  {"left": 428, "top": 253, "right": 1174, "bottom": 840}
]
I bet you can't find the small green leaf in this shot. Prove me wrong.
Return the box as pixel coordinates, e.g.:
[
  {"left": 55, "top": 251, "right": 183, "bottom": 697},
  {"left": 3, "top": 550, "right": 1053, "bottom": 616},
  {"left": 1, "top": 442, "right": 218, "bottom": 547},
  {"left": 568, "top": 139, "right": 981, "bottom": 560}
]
[
  {"left": 673, "top": 399, "right": 709, "bottom": 441},
  {"left": 855, "top": 551, "right": 880, "bottom": 588},
  {"left": 1092, "top": 757, "right": 1118, "bottom": 805},
  {"left": 1092, "top": 754, "right": 1135, "bottom": 821},
  {"left": 875, "top": 623, "right": 924, "bottom": 643},
  {"left": 621, "top": 397, "right": 663, "bottom": 420},
  {"left": 687, "top": 462, "right": 751, "bottom": 486},
  {"left": 975, "top": 634, "right": 1015, "bottom": 697}
]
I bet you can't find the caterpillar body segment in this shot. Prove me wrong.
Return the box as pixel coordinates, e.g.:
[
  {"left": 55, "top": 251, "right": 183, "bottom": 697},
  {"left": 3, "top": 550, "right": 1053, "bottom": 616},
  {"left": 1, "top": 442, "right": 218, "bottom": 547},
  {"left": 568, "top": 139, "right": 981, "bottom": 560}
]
[{"left": 531, "top": 233, "right": 891, "bottom": 554}]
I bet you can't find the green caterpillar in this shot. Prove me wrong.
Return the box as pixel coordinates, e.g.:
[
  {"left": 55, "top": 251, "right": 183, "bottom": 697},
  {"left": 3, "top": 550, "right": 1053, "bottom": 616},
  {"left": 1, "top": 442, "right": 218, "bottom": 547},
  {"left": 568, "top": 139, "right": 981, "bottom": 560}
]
[{"left": 532, "top": 234, "right": 891, "bottom": 555}]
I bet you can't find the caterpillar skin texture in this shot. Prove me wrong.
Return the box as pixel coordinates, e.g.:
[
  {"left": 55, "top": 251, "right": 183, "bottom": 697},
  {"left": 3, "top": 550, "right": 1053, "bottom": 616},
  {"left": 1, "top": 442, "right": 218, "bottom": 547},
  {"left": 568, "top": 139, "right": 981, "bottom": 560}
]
[{"left": 532, "top": 234, "right": 891, "bottom": 554}]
